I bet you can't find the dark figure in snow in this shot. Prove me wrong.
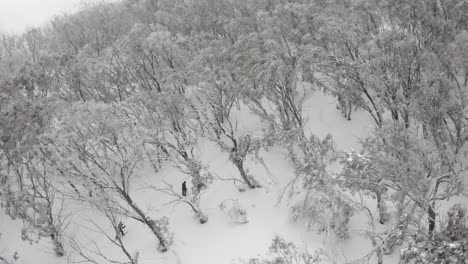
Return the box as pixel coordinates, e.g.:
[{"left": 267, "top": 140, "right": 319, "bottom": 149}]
[
  {"left": 182, "top": 181, "right": 187, "bottom": 196},
  {"left": 117, "top": 221, "right": 126, "bottom": 238}
]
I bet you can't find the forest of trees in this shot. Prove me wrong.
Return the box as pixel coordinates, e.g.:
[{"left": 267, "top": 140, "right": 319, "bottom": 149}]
[{"left": 1, "top": 0, "right": 467, "bottom": 263}]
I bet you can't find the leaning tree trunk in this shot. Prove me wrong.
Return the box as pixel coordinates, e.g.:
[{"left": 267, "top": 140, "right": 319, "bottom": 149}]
[
  {"left": 50, "top": 230, "right": 65, "bottom": 257},
  {"left": 233, "top": 157, "right": 256, "bottom": 189},
  {"left": 46, "top": 202, "right": 64, "bottom": 256},
  {"left": 190, "top": 173, "right": 209, "bottom": 224},
  {"left": 188, "top": 197, "right": 208, "bottom": 224},
  {"left": 118, "top": 188, "right": 170, "bottom": 252}
]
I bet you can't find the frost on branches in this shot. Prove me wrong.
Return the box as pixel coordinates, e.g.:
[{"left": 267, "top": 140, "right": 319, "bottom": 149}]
[
  {"left": 46, "top": 102, "right": 173, "bottom": 252},
  {"left": 129, "top": 91, "right": 213, "bottom": 224},
  {"left": 338, "top": 151, "right": 389, "bottom": 224},
  {"left": 400, "top": 204, "right": 468, "bottom": 264},
  {"left": 281, "top": 132, "right": 353, "bottom": 240},
  {"left": 244, "top": 236, "right": 334, "bottom": 264},
  {"left": 290, "top": 194, "right": 353, "bottom": 240},
  {"left": 0, "top": 154, "right": 67, "bottom": 256}
]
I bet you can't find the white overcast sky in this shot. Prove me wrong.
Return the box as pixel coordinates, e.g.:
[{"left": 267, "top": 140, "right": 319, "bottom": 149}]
[{"left": 0, "top": 0, "right": 119, "bottom": 34}]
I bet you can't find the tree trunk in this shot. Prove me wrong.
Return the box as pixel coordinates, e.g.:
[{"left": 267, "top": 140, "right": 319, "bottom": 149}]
[
  {"left": 346, "top": 100, "right": 352, "bottom": 121},
  {"left": 422, "top": 123, "right": 428, "bottom": 139},
  {"left": 404, "top": 111, "right": 410, "bottom": 129},
  {"left": 118, "top": 189, "right": 169, "bottom": 252},
  {"left": 369, "top": 234, "right": 383, "bottom": 264},
  {"left": 391, "top": 109, "right": 399, "bottom": 122},
  {"left": 47, "top": 205, "right": 64, "bottom": 256},
  {"left": 428, "top": 204, "right": 436, "bottom": 235},
  {"left": 233, "top": 158, "right": 255, "bottom": 189},
  {"left": 360, "top": 85, "right": 383, "bottom": 127},
  {"left": 375, "top": 189, "right": 387, "bottom": 224},
  {"left": 50, "top": 231, "right": 65, "bottom": 257},
  {"left": 181, "top": 196, "right": 208, "bottom": 224}
]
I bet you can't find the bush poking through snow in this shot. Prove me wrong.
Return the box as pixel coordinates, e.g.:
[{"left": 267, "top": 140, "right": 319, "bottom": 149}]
[
  {"left": 244, "top": 236, "right": 334, "bottom": 264},
  {"left": 0, "top": 252, "right": 18, "bottom": 264},
  {"left": 219, "top": 199, "right": 248, "bottom": 224}
]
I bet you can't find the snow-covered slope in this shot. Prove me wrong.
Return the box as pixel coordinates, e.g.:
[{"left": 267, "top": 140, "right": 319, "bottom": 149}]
[
  {"left": 0, "top": 90, "right": 437, "bottom": 264},
  {"left": 0, "top": 210, "right": 63, "bottom": 264}
]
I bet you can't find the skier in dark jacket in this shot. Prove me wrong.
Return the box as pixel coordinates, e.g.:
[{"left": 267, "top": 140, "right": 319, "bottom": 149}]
[
  {"left": 117, "top": 221, "right": 126, "bottom": 237},
  {"left": 182, "top": 181, "right": 187, "bottom": 196}
]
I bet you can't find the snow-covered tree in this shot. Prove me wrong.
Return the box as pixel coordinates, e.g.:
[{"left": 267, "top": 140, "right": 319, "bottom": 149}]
[
  {"left": 230, "top": 3, "right": 316, "bottom": 133},
  {"left": 0, "top": 1, "right": 467, "bottom": 263},
  {"left": 127, "top": 91, "right": 211, "bottom": 224},
  {"left": 46, "top": 102, "right": 173, "bottom": 251},
  {"left": 244, "top": 236, "right": 335, "bottom": 264},
  {"left": 338, "top": 152, "right": 389, "bottom": 224},
  {"left": 0, "top": 86, "right": 66, "bottom": 256},
  {"left": 111, "top": 23, "right": 191, "bottom": 94},
  {"left": 0, "top": 154, "right": 68, "bottom": 256},
  {"left": 342, "top": 122, "right": 465, "bottom": 257},
  {"left": 69, "top": 199, "right": 140, "bottom": 264},
  {"left": 280, "top": 131, "right": 353, "bottom": 239},
  {"left": 401, "top": 204, "right": 468, "bottom": 264},
  {"left": 191, "top": 48, "right": 262, "bottom": 188}
]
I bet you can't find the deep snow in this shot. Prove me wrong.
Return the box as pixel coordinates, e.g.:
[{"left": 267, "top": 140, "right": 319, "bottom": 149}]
[{"left": 2, "top": 90, "right": 465, "bottom": 264}]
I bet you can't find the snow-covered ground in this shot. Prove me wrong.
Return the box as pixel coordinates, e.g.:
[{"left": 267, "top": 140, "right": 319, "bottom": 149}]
[{"left": 1, "top": 90, "right": 463, "bottom": 264}]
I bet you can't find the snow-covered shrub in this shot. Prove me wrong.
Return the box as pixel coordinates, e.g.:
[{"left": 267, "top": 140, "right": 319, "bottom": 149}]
[
  {"left": 277, "top": 131, "right": 353, "bottom": 240},
  {"left": 0, "top": 252, "right": 19, "bottom": 264},
  {"left": 219, "top": 199, "right": 248, "bottom": 224},
  {"left": 0, "top": 232, "right": 18, "bottom": 264},
  {"left": 400, "top": 204, "right": 468, "bottom": 264},
  {"left": 382, "top": 225, "right": 405, "bottom": 255},
  {"left": 244, "top": 236, "right": 334, "bottom": 264},
  {"left": 443, "top": 204, "right": 468, "bottom": 241},
  {"left": 290, "top": 194, "right": 353, "bottom": 240}
]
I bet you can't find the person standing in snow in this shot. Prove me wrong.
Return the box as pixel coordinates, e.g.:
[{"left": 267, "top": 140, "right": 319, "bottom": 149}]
[
  {"left": 117, "top": 221, "right": 126, "bottom": 237},
  {"left": 182, "top": 181, "right": 187, "bottom": 196}
]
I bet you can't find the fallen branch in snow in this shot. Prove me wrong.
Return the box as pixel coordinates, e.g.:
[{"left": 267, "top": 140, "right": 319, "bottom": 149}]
[
  {"left": 213, "top": 174, "right": 247, "bottom": 185},
  {"left": 219, "top": 199, "right": 248, "bottom": 224},
  {"left": 149, "top": 181, "right": 208, "bottom": 224},
  {"left": 276, "top": 171, "right": 302, "bottom": 205},
  {"left": 212, "top": 172, "right": 249, "bottom": 191}
]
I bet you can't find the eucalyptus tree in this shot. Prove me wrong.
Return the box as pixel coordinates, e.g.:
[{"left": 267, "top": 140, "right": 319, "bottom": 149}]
[
  {"left": 127, "top": 91, "right": 212, "bottom": 224},
  {"left": 45, "top": 102, "right": 173, "bottom": 252},
  {"left": 191, "top": 39, "right": 262, "bottom": 189}
]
